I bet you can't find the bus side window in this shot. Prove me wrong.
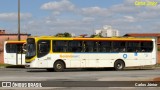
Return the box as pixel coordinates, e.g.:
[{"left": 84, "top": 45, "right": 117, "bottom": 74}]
[
  {"left": 140, "top": 41, "right": 153, "bottom": 52},
  {"left": 6, "top": 44, "right": 17, "bottom": 53},
  {"left": 17, "top": 44, "right": 23, "bottom": 54},
  {"left": 68, "top": 41, "right": 83, "bottom": 52},
  {"left": 127, "top": 42, "right": 140, "bottom": 52},
  {"left": 99, "top": 41, "right": 111, "bottom": 52},
  {"left": 22, "top": 43, "right": 27, "bottom": 53},
  {"left": 37, "top": 40, "right": 50, "bottom": 58},
  {"left": 121, "top": 48, "right": 126, "bottom": 52},
  {"left": 53, "top": 41, "right": 68, "bottom": 52},
  {"left": 39, "top": 44, "right": 49, "bottom": 53},
  {"left": 111, "top": 41, "right": 126, "bottom": 52},
  {"left": 84, "top": 41, "right": 97, "bottom": 52}
]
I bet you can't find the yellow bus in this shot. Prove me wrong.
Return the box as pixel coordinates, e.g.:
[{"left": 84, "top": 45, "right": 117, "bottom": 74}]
[
  {"left": 25, "top": 36, "right": 156, "bottom": 72},
  {"left": 4, "top": 40, "right": 26, "bottom": 65}
]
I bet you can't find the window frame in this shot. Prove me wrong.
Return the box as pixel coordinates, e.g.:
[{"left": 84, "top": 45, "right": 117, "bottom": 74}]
[
  {"left": 37, "top": 40, "right": 51, "bottom": 58},
  {"left": 51, "top": 40, "right": 153, "bottom": 53}
]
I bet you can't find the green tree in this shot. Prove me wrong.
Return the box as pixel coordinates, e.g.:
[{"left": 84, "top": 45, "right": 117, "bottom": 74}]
[
  {"left": 55, "top": 32, "right": 72, "bottom": 37},
  {"left": 64, "top": 32, "right": 72, "bottom": 37},
  {"left": 55, "top": 33, "right": 64, "bottom": 37},
  {"left": 90, "top": 34, "right": 103, "bottom": 38}
]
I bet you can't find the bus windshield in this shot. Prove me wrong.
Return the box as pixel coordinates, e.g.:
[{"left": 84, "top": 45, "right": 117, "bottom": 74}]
[{"left": 26, "top": 40, "right": 36, "bottom": 59}]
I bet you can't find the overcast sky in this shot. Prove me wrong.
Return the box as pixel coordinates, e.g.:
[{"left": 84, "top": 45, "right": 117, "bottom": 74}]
[{"left": 0, "top": 0, "right": 160, "bottom": 36}]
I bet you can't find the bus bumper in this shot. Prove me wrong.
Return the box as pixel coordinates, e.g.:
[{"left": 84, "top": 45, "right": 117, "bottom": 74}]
[{"left": 25, "top": 63, "right": 31, "bottom": 68}]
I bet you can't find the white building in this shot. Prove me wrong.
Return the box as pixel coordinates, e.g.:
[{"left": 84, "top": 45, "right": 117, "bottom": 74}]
[{"left": 95, "top": 25, "right": 119, "bottom": 37}]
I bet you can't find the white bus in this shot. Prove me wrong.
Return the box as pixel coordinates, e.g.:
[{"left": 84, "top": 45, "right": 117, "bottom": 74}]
[
  {"left": 4, "top": 41, "right": 26, "bottom": 65},
  {"left": 25, "top": 36, "right": 156, "bottom": 71}
]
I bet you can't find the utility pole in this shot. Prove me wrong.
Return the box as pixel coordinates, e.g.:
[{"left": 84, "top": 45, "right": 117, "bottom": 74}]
[
  {"left": 18, "top": 0, "right": 20, "bottom": 41},
  {"left": 17, "top": 0, "right": 21, "bottom": 65}
]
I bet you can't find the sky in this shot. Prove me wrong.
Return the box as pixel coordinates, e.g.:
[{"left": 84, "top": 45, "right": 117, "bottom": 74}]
[{"left": 0, "top": 0, "right": 160, "bottom": 36}]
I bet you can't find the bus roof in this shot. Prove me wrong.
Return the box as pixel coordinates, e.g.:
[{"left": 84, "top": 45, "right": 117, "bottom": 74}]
[
  {"left": 29, "top": 36, "right": 154, "bottom": 41},
  {"left": 5, "top": 40, "right": 26, "bottom": 44}
]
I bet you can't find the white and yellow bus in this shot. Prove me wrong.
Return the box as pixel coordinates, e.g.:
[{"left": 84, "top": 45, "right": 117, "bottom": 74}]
[
  {"left": 4, "top": 40, "right": 26, "bottom": 65},
  {"left": 25, "top": 36, "right": 156, "bottom": 71}
]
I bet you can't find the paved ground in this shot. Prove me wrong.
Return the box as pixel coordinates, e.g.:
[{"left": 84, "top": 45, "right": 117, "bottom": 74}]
[
  {"left": 0, "top": 68, "right": 159, "bottom": 90},
  {"left": 0, "top": 68, "right": 160, "bottom": 81}
]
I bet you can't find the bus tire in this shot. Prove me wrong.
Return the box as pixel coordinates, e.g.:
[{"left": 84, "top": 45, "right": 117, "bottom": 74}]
[
  {"left": 114, "top": 60, "right": 125, "bottom": 71},
  {"left": 54, "top": 61, "right": 65, "bottom": 72}
]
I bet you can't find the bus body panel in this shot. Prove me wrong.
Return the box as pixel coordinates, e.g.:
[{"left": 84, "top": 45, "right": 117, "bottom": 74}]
[
  {"left": 4, "top": 41, "right": 26, "bottom": 65},
  {"left": 4, "top": 53, "right": 25, "bottom": 65},
  {"left": 25, "top": 37, "right": 157, "bottom": 70},
  {"left": 26, "top": 52, "right": 155, "bottom": 68}
]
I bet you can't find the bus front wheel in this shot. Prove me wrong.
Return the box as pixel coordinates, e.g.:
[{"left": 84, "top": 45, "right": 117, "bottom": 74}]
[
  {"left": 54, "top": 61, "right": 65, "bottom": 72},
  {"left": 114, "top": 60, "right": 125, "bottom": 71}
]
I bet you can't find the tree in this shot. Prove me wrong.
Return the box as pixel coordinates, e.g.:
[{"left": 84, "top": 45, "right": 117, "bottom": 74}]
[
  {"left": 55, "top": 32, "right": 72, "bottom": 37},
  {"left": 55, "top": 33, "right": 64, "bottom": 37},
  {"left": 90, "top": 34, "right": 103, "bottom": 38},
  {"left": 64, "top": 32, "right": 72, "bottom": 37}
]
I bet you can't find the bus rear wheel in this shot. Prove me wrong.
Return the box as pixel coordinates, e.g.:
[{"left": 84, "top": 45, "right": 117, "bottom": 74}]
[
  {"left": 114, "top": 60, "right": 125, "bottom": 71},
  {"left": 54, "top": 61, "right": 65, "bottom": 72}
]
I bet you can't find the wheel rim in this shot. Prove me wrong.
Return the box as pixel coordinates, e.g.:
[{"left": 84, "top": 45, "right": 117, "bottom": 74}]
[
  {"left": 56, "top": 64, "right": 62, "bottom": 69},
  {"left": 117, "top": 63, "right": 123, "bottom": 69}
]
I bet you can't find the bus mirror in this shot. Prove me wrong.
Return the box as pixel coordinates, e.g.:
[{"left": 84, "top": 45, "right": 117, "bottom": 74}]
[{"left": 23, "top": 43, "right": 27, "bottom": 52}]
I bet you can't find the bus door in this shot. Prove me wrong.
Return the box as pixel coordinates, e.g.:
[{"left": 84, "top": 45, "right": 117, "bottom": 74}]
[
  {"left": 37, "top": 40, "right": 50, "bottom": 67},
  {"left": 17, "top": 44, "right": 25, "bottom": 65},
  {"left": 37, "top": 57, "right": 48, "bottom": 67}
]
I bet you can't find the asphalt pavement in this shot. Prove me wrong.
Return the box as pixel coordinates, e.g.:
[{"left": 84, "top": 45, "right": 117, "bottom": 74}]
[{"left": 0, "top": 68, "right": 159, "bottom": 90}]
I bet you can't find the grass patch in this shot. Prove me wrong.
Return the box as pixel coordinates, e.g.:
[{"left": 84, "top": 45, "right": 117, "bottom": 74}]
[
  {"left": 155, "top": 64, "right": 160, "bottom": 67},
  {"left": 0, "top": 64, "right": 12, "bottom": 67}
]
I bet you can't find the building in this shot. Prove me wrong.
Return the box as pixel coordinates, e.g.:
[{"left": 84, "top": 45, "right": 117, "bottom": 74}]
[
  {"left": 124, "top": 33, "right": 160, "bottom": 48},
  {"left": 0, "top": 30, "right": 31, "bottom": 64},
  {"left": 124, "top": 33, "right": 160, "bottom": 64},
  {"left": 95, "top": 25, "right": 119, "bottom": 37}
]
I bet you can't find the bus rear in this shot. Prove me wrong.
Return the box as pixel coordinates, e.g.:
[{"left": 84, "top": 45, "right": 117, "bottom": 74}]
[{"left": 4, "top": 41, "right": 26, "bottom": 65}]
